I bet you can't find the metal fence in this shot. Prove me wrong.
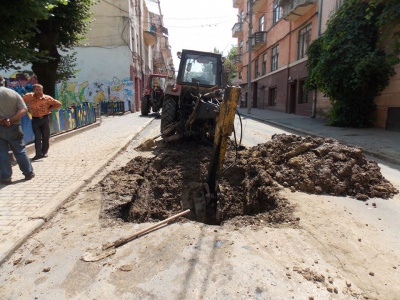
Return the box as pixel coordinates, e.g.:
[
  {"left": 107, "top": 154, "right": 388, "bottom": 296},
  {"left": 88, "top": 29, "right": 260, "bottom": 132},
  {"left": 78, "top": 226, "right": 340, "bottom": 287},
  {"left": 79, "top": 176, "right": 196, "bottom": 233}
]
[{"left": 21, "top": 102, "right": 97, "bottom": 144}]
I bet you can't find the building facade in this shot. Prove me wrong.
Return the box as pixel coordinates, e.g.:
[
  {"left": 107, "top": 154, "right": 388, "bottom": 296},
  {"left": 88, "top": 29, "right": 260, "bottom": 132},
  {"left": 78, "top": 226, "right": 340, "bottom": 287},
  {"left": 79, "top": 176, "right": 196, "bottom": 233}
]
[
  {"left": 3, "top": 0, "right": 175, "bottom": 113},
  {"left": 233, "top": 0, "right": 400, "bottom": 130}
]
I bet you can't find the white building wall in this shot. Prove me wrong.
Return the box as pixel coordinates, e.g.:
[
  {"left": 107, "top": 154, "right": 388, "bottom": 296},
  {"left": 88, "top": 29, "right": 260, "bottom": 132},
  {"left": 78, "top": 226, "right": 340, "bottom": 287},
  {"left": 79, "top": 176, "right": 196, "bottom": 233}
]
[
  {"left": 55, "top": 46, "right": 134, "bottom": 111},
  {"left": 73, "top": 46, "right": 131, "bottom": 81}
]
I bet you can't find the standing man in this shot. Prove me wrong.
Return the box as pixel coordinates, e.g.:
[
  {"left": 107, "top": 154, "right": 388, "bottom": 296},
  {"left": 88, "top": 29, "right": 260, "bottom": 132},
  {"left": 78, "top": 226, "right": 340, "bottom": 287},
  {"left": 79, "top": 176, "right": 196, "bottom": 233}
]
[
  {"left": 23, "top": 84, "right": 61, "bottom": 160},
  {"left": 0, "top": 75, "right": 35, "bottom": 184}
]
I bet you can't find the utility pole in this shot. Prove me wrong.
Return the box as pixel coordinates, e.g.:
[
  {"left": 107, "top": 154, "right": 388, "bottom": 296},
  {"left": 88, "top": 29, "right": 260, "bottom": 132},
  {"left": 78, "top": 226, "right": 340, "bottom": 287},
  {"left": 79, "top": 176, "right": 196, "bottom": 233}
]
[{"left": 246, "top": 0, "right": 253, "bottom": 114}]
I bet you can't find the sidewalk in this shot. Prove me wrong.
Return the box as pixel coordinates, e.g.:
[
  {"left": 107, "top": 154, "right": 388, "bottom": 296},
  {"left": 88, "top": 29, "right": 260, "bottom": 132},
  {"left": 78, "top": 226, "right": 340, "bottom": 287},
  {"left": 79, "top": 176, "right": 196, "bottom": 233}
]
[
  {"left": 237, "top": 108, "right": 400, "bottom": 166},
  {"left": 0, "top": 113, "right": 155, "bottom": 265}
]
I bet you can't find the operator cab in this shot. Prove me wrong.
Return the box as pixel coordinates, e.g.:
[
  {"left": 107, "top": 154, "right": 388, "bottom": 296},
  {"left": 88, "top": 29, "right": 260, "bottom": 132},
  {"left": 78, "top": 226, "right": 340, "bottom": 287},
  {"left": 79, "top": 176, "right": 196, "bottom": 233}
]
[{"left": 176, "top": 50, "right": 223, "bottom": 88}]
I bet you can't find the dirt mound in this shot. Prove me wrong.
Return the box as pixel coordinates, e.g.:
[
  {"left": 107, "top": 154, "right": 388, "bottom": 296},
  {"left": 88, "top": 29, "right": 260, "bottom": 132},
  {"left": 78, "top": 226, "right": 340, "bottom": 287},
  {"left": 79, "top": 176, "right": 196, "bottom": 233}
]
[
  {"left": 248, "top": 134, "right": 398, "bottom": 200},
  {"left": 99, "top": 134, "right": 398, "bottom": 226}
]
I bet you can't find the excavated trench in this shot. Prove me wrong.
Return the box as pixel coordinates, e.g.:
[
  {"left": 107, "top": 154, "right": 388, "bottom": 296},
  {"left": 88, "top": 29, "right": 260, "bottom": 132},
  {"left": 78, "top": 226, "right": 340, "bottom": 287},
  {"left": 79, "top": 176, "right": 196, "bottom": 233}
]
[{"left": 99, "top": 134, "right": 398, "bottom": 227}]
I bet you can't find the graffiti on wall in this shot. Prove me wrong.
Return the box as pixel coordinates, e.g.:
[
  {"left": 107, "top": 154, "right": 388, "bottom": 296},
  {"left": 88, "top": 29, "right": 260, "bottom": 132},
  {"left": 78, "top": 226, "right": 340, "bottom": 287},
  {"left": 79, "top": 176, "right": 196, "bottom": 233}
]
[
  {"left": 5, "top": 70, "right": 39, "bottom": 95},
  {"left": 4, "top": 71, "right": 134, "bottom": 112},
  {"left": 21, "top": 103, "right": 96, "bottom": 144},
  {"left": 56, "top": 77, "right": 134, "bottom": 110}
]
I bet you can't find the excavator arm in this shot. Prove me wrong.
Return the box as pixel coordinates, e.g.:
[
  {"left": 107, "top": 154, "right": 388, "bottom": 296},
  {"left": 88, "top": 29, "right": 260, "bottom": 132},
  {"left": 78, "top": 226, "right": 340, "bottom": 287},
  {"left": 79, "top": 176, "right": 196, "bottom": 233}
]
[{"left": 201, "top": 86, "right": 240, "bottom": 224}]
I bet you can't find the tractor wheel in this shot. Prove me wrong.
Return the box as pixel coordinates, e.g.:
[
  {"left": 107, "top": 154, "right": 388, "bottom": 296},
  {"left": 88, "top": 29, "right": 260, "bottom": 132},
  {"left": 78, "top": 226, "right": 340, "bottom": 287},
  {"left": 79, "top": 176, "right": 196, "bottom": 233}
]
[
  {"left": 161, "top": 95, "right": 177, "bottom": 133},
  {"left": 141, "top": 96, "right": 150, "bottom": 116}
]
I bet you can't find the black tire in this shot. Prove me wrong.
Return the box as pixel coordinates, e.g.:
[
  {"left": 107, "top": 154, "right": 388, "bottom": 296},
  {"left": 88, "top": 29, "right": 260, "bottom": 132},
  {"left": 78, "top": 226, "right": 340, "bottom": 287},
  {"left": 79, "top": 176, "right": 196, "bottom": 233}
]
[
  {"left": 161, "top": 95, "right": 177, "bottom": 132},
  {"left": 153, "top": 93, "right": 164, "bottom": 113},
  {"left": 141, "top": 96, "right": 150, "bottom": 116}
]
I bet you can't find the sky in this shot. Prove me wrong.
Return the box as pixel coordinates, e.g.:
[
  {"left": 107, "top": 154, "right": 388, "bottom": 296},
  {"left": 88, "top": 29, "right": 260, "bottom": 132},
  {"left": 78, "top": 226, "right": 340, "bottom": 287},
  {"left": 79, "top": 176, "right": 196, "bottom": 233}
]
[{"left": 159, "top": 0, "right": 238, "bottom": 70}]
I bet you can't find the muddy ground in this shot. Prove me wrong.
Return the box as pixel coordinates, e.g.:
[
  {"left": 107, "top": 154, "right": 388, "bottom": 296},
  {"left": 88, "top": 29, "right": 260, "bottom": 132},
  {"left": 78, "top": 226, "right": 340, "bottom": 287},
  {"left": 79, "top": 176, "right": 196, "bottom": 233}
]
[
  {"left": 100, "top": 134, "right": 398, "bottom": 227},
  {"left": 2, "top": 124, "right": 400, "bottom": 300}
]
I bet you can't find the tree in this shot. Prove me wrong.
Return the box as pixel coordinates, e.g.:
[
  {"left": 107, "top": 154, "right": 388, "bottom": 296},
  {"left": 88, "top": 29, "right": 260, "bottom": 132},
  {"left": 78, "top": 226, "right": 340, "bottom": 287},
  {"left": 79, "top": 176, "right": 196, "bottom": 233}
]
[
  {"left": 306, "top": 0, "right": 396, "bottom": 127},
  {"left": 372, "top": 0, "right": 400, "bottom": 65},
  {"left": 225, "top": 46, "right": 238, "bottom": 83},
  {"left": 213, "top": 46, "right": 238, "bottom": 86},
  {"left": 0, "top": 0, "right": 62, "bottom": 70},
  {"left": 29, "top": 0, "right": 94, "bottom": 97}
]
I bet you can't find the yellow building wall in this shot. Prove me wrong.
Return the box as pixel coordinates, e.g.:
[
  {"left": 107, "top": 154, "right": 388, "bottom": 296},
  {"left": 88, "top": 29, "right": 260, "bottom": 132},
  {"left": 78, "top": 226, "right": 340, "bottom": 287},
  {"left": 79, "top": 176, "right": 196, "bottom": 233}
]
[
  {"left": 374, "top": 64, "right": 400, "bottom": 128},
  {"left": 84, "top": 0, "right": 130, "bottom": 47}
]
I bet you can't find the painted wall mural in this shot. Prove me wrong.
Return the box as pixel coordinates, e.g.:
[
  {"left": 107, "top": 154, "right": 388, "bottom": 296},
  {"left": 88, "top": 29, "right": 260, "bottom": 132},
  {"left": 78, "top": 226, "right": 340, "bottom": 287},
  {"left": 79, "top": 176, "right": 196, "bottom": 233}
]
[
  {"left": 4, "top": 71, "right": 135, "bottom": 113},
  {"left": 3, "top": 71, "right": 134, "bottom": 143},
  {"left": 56, "top": 77, "right": 135, "bottom": 112},
  {"left": 21, "top": 103, "right": 96, "bottom": 144},
  {"left": 5, "top": 70, "right": 39, "bottom": 95}
]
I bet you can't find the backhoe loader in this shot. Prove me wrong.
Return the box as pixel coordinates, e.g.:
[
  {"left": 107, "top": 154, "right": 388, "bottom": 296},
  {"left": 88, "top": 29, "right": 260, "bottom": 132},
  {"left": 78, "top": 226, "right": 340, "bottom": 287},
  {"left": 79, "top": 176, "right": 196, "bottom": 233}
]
[{"left": 159, "top": 49, "right": 241, "bottom": 224}]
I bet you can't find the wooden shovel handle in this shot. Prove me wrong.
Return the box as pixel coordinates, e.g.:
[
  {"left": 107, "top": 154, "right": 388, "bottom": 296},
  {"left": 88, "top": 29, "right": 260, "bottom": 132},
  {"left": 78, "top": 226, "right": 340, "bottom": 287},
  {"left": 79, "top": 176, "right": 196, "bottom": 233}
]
[{"left": 102, "top": 209, "right": 191, "bottom": 250}]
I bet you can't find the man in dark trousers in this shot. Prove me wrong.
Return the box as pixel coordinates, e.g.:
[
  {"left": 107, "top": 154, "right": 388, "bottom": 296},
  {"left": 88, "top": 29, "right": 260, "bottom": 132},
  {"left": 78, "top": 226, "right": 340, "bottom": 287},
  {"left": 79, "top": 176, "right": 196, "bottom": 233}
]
[
  {"left": 23, "top": 84, "right": 62, "bottom": 160},
  {"left": 0, "top": 75, "right": 35, "bottom": 184}
]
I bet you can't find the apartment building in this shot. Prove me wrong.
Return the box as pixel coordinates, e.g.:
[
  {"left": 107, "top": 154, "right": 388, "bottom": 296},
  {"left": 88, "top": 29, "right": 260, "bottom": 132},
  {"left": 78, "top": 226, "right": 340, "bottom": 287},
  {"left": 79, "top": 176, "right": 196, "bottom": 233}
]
[{"left": 233, "top": 0, "right": 400, "bottom": 130}]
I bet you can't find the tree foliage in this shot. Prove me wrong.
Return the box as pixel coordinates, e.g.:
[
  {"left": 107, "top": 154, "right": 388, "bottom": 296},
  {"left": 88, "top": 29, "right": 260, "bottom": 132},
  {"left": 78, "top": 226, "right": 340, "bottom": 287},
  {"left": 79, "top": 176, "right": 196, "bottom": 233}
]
[
  {"left": 0, "top": 0, "right": 63, "bottom": 69},
  {"left": 225, "top": 46, "right": 238, "bottom": 82},
  {"left": 372, "top": 0, "right": 400, "bottom": 65},
  {"left": 30, "top": 0, "right": 94, "bottom": 96},
  {"left": 0, "top": 0, "right": 94, "bottom": 97},
  {"left": 213, "top": 47, "right": 237, "bottom": 86},
  {"left": 306, "top": 0, "right": 397, "bottom": 127}
]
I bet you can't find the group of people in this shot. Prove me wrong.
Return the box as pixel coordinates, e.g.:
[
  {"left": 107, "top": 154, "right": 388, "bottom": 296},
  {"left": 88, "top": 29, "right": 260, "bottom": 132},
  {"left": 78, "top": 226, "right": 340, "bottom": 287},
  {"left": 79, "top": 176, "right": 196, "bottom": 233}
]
[{"left": 0, "top": 75, "right": 62, "bottom": 185}]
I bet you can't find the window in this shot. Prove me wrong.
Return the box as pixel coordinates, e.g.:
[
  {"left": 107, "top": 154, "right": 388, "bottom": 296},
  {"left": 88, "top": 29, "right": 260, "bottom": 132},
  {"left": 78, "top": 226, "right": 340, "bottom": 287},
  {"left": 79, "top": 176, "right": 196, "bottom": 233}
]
[
  {"left": 298, "top": 24, "right": 312, "bottom": 59},
  {"left": 273, "top": 0, "right": 281, "bottom": 25},
  {"left": 254, "top": 57, "right": 259, "bottom": 78},
  {"left": 239, "top": 71, "right": 242, "bottom": 80},
  {"left": 271, "top": 45, "right": 279, "bottom": 71},
  {"left": 268, "top": 87, "right": 277, "bottom": 106},
  {"left": 239, "top": 41, "right": 243, "bottom": 56},
  {"left": 262, "top": 53, "right": 267, "bottom": 75},
  {"left": 259, "top": 15, "right": 265, "bottom": 32},
  {"left": 336, "top": 0, "right": 344, "bottom": 9},
  {"left": 298, "top": 79, "right": 309, "bottom": 103}
]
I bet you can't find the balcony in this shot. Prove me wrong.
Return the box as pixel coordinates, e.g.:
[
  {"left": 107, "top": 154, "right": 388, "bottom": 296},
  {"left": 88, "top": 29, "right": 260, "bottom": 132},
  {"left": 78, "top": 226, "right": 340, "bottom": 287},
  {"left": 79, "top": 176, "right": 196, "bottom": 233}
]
[
  {"left": 232, "top": 0, "right": 243, "bottom": 8},
  {"left": 252, "top": 0, "right": 266, "bottom": 13},
  {"left": 233, "top": 54, "right": 242, "bottom": 66},
  {"left": 144, "top": 25, "right": 157, "bottom": 46},
  {"left": 232, "top": 22, "right": 243, "bottom": 38},
  {"left": 280, "top": 0, "right": 317, "bottom": 22},
  {"left": 251, "top": 31, "right": 267, "bottom": 51}
]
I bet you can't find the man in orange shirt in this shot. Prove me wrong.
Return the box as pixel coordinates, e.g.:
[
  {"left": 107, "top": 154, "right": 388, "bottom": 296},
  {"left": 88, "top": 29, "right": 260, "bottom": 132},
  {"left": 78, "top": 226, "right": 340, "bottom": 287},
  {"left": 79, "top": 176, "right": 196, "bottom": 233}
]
[{"left": 23, "top": 84, "right": 62, "bottom": 160}]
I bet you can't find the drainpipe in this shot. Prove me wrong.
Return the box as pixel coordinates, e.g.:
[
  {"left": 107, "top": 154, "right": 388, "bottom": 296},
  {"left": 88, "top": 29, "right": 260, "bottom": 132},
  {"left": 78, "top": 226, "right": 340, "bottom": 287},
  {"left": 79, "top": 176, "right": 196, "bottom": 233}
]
[
  {"left": 247, "top": 0, "right": 253, "bottom": 114},
  {"left": 311, "top": 0, "right": 323, "bottom": 118},
  {"left": 287, "top": 22, "right": 292, "bottom": 113}
]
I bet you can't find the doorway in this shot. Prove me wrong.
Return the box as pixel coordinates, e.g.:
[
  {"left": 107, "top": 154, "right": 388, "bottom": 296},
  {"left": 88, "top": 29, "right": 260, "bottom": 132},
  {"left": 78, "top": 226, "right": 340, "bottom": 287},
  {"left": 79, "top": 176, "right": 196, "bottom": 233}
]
[{"left": 289, "top": 82, "right": 297, "bottom": 114}]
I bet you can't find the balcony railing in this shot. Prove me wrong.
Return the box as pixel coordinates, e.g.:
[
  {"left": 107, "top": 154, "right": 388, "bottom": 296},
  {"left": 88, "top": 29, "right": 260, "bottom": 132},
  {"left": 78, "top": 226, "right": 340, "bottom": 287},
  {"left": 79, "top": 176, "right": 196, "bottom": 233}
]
[
  {"left": 233, "top": 54, "right": 242, "bottom": 66},
  {"left": 251, "top": 31, "right": 267, "bottom": 51},
  {"left": 232, "top": 22, "right": 243, "bottom": 38},
  {"left": 232, "top": 0, "right": 243, "bottom": 8},
  {"left": 280, "top": 0, "right": 317, "bottom": 22}
]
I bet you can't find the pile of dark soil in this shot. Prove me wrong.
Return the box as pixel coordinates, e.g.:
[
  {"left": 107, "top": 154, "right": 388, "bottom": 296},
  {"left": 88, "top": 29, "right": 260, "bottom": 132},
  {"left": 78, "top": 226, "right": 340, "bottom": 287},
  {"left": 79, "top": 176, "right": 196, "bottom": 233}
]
[
  {"left": 99, "top": 134, "right": 398, "bottom": 226},
  {"left": 247, "top": 134, "right": 398, "bottom": 200}
]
